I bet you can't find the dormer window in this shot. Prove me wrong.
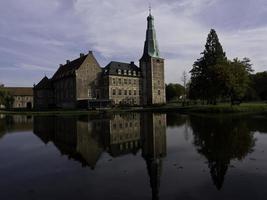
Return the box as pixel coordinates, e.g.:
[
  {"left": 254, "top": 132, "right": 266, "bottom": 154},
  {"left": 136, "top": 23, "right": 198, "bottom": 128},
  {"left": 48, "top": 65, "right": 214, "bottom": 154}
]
[
  {"left": 128, "top": 70, "right": 132, "bottom": 75},
  {"left": 118, "top": 69, "right": 121, "bottom": 75},
  {"left": 133, "top": 71, "right": 136, "bottom": 76},
  {"left": 124, "top": 70, "right": 127, "bottom": 75},
  {"left": 104, "top": 69, "right": 108, "bottom": 74}
]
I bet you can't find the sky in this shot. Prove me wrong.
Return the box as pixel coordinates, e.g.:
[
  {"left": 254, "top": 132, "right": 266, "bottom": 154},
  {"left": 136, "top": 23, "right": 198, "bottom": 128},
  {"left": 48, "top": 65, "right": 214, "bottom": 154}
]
[{"left": 1, "top": 0, "right": 267, "bottom": 86}]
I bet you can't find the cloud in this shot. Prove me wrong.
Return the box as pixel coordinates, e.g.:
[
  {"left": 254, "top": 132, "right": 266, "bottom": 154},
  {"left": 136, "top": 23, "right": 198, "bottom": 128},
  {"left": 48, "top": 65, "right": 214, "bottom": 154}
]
[
  {"left": 19, "top": 63, "right": 55, "bottom": 72},
  {"left": 0, "top": 0, "right": 267, "bottom": 86}
]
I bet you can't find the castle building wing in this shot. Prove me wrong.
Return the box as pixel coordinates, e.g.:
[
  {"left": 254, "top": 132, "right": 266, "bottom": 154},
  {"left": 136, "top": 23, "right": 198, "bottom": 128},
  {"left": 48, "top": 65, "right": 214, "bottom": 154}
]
[{"left": 103, "top": 61, "right": 141, "bottom": 76}]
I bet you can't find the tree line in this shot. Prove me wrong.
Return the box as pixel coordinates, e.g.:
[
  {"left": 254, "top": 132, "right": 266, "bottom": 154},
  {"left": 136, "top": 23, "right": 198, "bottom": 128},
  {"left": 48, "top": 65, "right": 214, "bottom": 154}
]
[{"left": 166, "top": 29, "right": 267, "bottom": 104}]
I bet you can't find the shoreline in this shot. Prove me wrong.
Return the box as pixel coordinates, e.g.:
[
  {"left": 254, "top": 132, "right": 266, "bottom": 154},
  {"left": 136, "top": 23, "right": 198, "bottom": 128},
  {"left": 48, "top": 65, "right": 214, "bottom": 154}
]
[{"left": 1, "top": 103, "right": 267, "bottom": 116}]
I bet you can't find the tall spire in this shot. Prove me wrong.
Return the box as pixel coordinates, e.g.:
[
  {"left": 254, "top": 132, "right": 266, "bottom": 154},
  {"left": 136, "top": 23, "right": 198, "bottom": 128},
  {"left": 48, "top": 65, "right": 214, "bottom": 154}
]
[{"left": 142, "top": 7, "right": 160, "bottom": 58}]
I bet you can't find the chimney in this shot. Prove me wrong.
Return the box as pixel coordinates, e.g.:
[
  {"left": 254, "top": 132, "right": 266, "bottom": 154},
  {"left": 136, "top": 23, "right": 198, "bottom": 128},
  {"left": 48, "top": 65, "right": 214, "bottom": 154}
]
[
  {"left": 59, "top": 64, "right": 63, "bottom": 67},
  {"left": 66, "top": 60, "right": 70, "bottom": 64},
  {"left": 130, "top": 61, "right": 134, "bottom": 65},
  {"left": 89, "top": 50, "right": 93, "bottom": 54},
  {"left": 80, "top": 53, "right": 85, "bottom": 57}
]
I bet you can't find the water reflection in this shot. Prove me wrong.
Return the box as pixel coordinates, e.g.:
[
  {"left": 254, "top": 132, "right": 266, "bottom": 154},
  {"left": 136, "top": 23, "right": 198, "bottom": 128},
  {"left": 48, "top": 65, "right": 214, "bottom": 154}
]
[
  {"left": 0, "top": 115, "right": 32, "bottom": 136},
  {"left": 0, "top": 113, "right": 267, "bottom": 199},
  {"left": 189, "top": 115, "right": 256, "bottom": 189},
  {"left": 33, "top": 113, "right": 166, "bottom": 199}
]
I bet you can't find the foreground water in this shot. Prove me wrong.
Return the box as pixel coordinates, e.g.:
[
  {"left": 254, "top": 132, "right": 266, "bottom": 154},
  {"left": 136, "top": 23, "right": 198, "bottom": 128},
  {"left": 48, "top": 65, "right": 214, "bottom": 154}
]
[{"left": 0, "top": 112, "right": 267, "bottom": 200}]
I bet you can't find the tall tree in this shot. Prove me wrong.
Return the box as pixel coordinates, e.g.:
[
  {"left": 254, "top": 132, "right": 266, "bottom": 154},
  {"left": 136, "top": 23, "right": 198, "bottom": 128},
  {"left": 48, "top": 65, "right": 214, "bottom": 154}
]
[{"left": 190, "top": 29, "right": 227, "bottom": 104}]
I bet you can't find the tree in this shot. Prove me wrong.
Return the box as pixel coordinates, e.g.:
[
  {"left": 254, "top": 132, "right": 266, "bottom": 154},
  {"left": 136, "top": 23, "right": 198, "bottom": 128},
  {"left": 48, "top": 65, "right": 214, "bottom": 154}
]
[
  {"left": 189, "top": 29, "right": 253, "bottom": 105},
  {"left": 227, "top": 58, "right": 251, "bottom": 104},
  {"left": 190, "top": 29, "right": 228, "bottom": 104},
  {"left": 0, "top": 89, "right": 5, "bottom": 106},
  {"left": 181, "top": 71, "right": 188, "bottom": 102},
  {"left": 241, "top": 57, "right": 254, "bottom": 73},
  {"left": 250, "top": 71, "right": 267, "bottom": 100},
  {"left": 0, "top": 88, "right": 14, "bottom": 109},
  {"left": 165, "top": 83, "right": 184, "bottom": 101}
]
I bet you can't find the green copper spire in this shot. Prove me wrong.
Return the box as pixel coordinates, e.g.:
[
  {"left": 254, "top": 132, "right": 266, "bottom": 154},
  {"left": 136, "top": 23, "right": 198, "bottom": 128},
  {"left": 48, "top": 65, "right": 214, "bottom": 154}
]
[{"left": 142, "top": 9, "right": 160, "bottom": 58}]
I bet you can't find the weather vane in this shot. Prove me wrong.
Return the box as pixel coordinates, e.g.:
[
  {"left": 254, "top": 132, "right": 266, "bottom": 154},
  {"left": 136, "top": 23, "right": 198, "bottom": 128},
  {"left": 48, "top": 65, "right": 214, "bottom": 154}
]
[{"left": 149, "top": 2, "right": 151, "bottom": 15}]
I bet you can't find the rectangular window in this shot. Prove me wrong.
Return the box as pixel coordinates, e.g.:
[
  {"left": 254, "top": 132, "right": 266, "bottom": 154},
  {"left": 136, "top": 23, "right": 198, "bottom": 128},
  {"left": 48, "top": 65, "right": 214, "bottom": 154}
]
[
  {"left": 134, "top": 79, "right": 136, "bottom": 85},
  {"left": 129, "top": 90, "right": 132, "bottom": 95},
  {"left": 113, "top": 78, "right": 116, "bottom": 84},
  {"left": 158, "top": 90, "right": 161, "bottom": 95},
  {"left": 124, "top": 90, "right": 127, "bottom": 95},
  {"left": 134, "top": 90, "right": 137, "bottom": 95},
  {"left": 113, "top": 89, "right": 116, "bottom": 95},
  {"left": 124, "top": 79, "right": 127, "bottom": 84},
  {"left": 119, "top": 89, "right": 122, "bottom": 95},
  {"left": 118, "top": 78, "right": 121, "bottom": 84},
  {"left": 128, "top": 79, "right": 131, "bottom": 84}
]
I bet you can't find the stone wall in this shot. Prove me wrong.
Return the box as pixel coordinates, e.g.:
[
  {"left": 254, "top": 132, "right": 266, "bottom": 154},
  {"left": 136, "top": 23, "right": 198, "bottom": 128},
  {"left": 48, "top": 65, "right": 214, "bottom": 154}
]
[
  {"left": 107, "top": 75, "right": 142, "bottom": 105},
  {"left": 151, "top": 58, "right": 166, "bottom": 104},
  {"left": 54, "top": 77, "right": 76, "bottom": 108},
  {"left": 13, "top": 95, "right": 33, "bottom": 109},
  {"left": 140, "top": 57, "right": 166, "bottom": 105},
  {"left": 34, "top": 89, "right": 54, "bottom": 109},
  {"left": 76, "top": 52, "right": 102, "bottom": 101}
]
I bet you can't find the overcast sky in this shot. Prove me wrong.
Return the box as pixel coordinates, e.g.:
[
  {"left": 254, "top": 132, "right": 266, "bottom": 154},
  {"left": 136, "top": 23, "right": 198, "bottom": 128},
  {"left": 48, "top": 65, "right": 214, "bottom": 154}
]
[{"left": 1, "top": 0, "right": 267, "bottom": 86}]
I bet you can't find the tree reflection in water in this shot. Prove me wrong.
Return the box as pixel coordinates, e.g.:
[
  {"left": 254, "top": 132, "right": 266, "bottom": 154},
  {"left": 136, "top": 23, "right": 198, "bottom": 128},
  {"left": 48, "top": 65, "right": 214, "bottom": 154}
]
[{"left": 190, "top": 115, "right": 256, "bottom": 190}]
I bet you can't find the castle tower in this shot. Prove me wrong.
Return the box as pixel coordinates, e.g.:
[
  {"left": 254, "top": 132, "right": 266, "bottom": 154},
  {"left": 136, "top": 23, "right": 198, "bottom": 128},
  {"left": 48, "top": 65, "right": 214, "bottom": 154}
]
[{"left": 140, "top": 10, "right": 166, "bottom": 105}]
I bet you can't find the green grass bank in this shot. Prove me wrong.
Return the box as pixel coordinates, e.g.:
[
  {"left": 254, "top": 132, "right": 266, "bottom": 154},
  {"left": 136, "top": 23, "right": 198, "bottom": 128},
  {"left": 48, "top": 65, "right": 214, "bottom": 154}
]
[{"left": 0, "top": 102, "right": 267, "bottom": 115}]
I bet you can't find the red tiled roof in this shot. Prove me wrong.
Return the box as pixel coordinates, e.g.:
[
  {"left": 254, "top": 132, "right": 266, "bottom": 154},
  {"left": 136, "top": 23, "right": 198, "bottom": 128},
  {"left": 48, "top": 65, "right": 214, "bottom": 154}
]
[{"left": 3, "top": 87, "right": 33, "bottom": 96}]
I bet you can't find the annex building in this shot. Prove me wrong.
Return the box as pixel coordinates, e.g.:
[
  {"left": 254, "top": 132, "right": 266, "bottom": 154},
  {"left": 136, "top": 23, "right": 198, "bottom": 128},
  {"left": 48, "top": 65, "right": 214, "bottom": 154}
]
[
  {"left": 34, "top": 12, "right": 165, "bottom": 109},
  {"left": 0, "top": 87, "right": 33, "bottom": 109}
]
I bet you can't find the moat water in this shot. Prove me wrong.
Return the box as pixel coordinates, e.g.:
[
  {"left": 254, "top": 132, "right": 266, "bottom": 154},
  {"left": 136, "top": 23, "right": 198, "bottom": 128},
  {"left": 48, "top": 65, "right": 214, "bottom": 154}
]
[{"left": 0, "top": 112, "right": 267, "bottom": 200}]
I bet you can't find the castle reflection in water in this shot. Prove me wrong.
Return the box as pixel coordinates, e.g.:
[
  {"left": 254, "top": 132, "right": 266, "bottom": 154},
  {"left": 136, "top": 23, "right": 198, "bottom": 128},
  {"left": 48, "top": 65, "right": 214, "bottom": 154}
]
[
  {"left": 33, "top": 113, "right": 166, "bottom": 200},
  {"left": 1, "top": 112, "right": 264, "bottom": 199}
]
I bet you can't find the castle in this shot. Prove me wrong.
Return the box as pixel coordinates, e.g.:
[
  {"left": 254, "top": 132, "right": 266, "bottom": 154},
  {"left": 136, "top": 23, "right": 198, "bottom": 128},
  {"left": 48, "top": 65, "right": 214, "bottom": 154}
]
[{"left": 34, "top": 11, "right": 165, "bottom": 109}]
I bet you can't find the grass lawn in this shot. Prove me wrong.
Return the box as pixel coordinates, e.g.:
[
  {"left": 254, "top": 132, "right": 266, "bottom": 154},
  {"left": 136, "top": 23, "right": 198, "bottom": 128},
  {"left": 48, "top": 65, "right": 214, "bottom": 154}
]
[
  {"left": 182, "top": 103, "right": 267, "bottom": 113},
  {"left": 0, "top": 102, "right": 267, "bottom": 115}
]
